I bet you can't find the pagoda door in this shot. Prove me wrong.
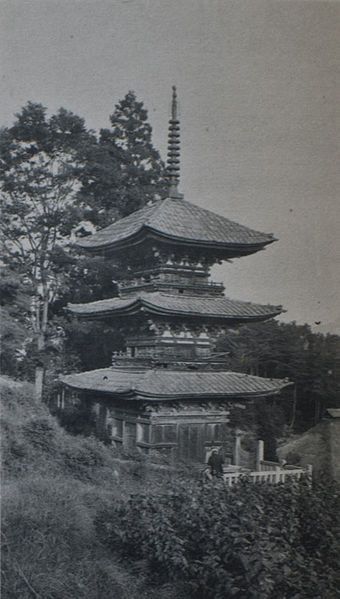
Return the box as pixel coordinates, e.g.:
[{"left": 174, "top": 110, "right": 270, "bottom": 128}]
[{"left": 178, "top": 424, "right": 203, "bottom": 462}]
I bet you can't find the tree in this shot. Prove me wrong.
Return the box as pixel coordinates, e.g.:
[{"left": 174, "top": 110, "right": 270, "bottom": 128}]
[
  {"left": 217, "top": 321, "right": 340, "bottom": 431},
  {"left": 56, "top": 91, "right": 168, "bottom": 371},
  {"left": 0, "top": 102, "right": 96, "bottom": 399},
  {"left": 80, "top": 91, "right": 167, "bottom": 226}
]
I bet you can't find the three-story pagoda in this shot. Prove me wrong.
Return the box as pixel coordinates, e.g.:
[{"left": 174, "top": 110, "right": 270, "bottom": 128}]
[{"left": 60, "top": 88, "right": 289, "bottom": 463}]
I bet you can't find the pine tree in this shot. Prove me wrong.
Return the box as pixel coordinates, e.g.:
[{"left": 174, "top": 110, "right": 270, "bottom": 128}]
[{"left": 80, "top": 91, "right": 167, "bottom": 226}]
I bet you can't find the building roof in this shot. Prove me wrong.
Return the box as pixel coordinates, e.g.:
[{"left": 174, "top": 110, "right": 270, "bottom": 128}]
[
  {"left": 67, "top": 291, "right": 282, "bottom": 322},
  {"left": 61, "top": 367, "right": 290, "bottom": 401},
  {"left": 75, "top": 197, "right": 276, "bottom": 255}
]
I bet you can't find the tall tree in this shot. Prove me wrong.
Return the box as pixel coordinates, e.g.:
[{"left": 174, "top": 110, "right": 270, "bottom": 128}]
[
  {"left": 0, "top": 102, "right": 96, "bottom": 399},
  {"left": 80, "top": 91, "right": 167, "bottom": 225}
]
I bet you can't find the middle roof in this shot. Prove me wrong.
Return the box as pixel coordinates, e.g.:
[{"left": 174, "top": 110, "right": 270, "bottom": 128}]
[{"left": 68, "top": 291, "right": 282, "bottom": 322}]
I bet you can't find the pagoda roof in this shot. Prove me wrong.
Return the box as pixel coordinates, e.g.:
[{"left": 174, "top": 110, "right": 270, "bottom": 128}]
[
  {"left": 76, "top": 197, "right": 276, "bottom": 255},
  {"left": 61, "top": 367, "right": 290, "bottom": 401},
  {"left": 67, "top": 292, "right": 282, "bottom": 322}
]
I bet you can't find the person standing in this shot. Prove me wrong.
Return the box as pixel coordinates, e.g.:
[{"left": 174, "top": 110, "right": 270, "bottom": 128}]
[{"left": 208, "top": 449, "right": 224, "bottom": 477}]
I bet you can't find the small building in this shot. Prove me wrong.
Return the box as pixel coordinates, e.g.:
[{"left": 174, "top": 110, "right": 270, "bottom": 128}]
[{"left": 60, "top": 87, "right": 291, "bottom": 466}]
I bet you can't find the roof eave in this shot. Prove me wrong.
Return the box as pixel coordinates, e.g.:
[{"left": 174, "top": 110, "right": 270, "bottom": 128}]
[
  {"left": 74, "top": 225, "right": 277, "bottom": 256},
  {"left": 66, "top": 299, "right": 283, "bottom": 321}
]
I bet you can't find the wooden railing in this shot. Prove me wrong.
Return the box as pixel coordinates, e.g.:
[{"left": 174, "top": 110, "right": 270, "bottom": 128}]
[
  {"left": 223, "top": 467, "right": 305, "bottom": 487},
  {"left": 203, "top": 463, "right": 311, "bottom": 486},
  {"left": 223, "top": 462, "right": 312, "bottom": 487}
]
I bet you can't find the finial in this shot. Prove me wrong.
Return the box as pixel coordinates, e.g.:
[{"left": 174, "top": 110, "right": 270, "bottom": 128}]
[
  {"left": 166, "top": 86, "right": 183, "bottom": 199},
  {"left": 171, "top": 85, "right": 178, "bottom": 120}
]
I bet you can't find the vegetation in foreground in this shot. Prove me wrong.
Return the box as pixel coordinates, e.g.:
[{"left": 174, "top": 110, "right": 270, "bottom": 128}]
[
  {"left": 106, "top": 479, "right": 340, "bottom": 599},
  {"left": 2, "top": 376, "right": 340, "bottom": 599},
  {"left": 1, "top": 377, "right": 179, "bottom": 599}
]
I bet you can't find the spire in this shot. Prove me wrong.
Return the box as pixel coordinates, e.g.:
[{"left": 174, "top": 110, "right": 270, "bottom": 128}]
[{"left": 166, "top": 86, "right": 183, "bottom": 199}]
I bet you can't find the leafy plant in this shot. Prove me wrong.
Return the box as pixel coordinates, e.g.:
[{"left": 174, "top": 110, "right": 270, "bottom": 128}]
[{"left": 105, "top": 477, "right": 340, "bottom": 599}]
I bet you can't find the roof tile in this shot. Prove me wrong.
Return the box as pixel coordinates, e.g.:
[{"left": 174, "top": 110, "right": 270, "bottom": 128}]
[
  {"left": 67, "top": 292, "right": 282, "bottom": 320},
  {"left": 76, "top": 197, "right": 275, "bottom": 251},
  {"left": 61, "top": 367, "right": 289, "bottom": 400}
]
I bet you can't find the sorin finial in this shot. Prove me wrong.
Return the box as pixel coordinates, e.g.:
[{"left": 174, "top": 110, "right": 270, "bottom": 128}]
[{"left": 166, "top": 86, "right": 182, "bottom": 199}]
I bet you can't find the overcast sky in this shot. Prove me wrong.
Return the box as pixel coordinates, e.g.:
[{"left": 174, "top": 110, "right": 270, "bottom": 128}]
[{"left": 1, "top": 0, "right": 339, "bottom": 333}]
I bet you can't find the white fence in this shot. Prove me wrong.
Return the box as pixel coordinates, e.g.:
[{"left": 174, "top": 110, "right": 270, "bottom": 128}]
[
  {"left": 223, "top": 466, "right": 305, "bottom": 487},
  {"left": 204, "top": 462, "right": 312, "bottom": 486}
]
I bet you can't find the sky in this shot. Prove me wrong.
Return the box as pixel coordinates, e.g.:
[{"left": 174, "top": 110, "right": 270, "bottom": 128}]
[{"left": 1, "top": 0, "right": 339, "bottom": 333}]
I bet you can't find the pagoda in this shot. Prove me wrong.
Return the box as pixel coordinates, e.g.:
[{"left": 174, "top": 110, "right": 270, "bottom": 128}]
[{"left": 60, "top": 87, "right": 289, "bottom": 463}]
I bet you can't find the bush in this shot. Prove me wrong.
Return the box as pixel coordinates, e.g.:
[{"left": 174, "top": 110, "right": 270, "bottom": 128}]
[
  {"left": 105, "top": 478, "right": 340, "bottom": 599},
  {"left": 1, "top": 377, "right": 181, "bottom": 598},
  {"left": 2, "top": 377, "right": 339, "bottom": 599}
]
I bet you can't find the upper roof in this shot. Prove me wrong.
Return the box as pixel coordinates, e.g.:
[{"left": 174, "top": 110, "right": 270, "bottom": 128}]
[
  {"left": 76, "top": 197, "right": 276, "bottom": 255},
  {"left": 67, "top": 291, "right": 282, "bottom": 321},
  {"left": 61, "top": 367, "right": 290, "bottom": 401}
]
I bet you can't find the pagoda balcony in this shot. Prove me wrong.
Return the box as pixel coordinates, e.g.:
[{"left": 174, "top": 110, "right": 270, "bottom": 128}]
[
  {"left": 119, "top": 279, "right": 225, "bottom": 297},
  {"left": 126, "top": 264, "right": 211, "bottom": 278},
  {"left": 112, "top": 347, "right": 230, "bottom": 370}
]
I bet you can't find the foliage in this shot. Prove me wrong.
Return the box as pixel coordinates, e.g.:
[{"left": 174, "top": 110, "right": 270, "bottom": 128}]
[
  {"left": 1, "top": 376, "right": 180, "bottom": 599},
  {"left": 0, "top": 92, "right": 167, "bottom": 384},
  {"left": 79, "top": 90, "right": 167, "bottom": 225},
  {"left": 0, "top": 103, "right": 96, "bottom": 396},
  {"left": 106, "top": 477, "right": 340, "bottom": 599},
  {"left": 0, "top": 102, "right": 94, "bottom": 279},
  {"left": 2, "top": 377, "right": 340, "bottom": 599},
  {"left": 0, "top": 267, "right": 34, "bottom": 377},
  {"left": 218, "top": 321, "right": 340, "bottom": 431}
]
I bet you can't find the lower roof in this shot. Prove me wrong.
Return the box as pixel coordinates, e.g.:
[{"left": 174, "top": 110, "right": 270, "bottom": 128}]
[
  {"left": 67, "top": 292, "right": 282, "bottom": 322},
  {"left": 60, "top": 367, "right": 290, "bottom": 401}
]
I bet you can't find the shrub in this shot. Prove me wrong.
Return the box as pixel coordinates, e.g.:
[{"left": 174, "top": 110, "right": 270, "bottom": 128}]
[
  {"left": 105, "top": 478, "right": 340, "bottom": 599},
  {"left": 1, "top": 377, "right": 175, "bottom": 598}
]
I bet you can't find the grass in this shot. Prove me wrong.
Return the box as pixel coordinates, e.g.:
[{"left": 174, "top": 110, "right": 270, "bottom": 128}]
[{"left": 0, "top": 376, "right": 180, "bottom": 599}]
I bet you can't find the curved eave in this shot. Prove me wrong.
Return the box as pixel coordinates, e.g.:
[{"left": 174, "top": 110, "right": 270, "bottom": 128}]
[
  {"left": 61, "top": 381, "right": 292, "bottom": 401},
  {"left": 60, "top": 367, "right": 292, "bottom": 401},
  {"left": 134, "top": 387, "right": 291, "bottom": 401},
  {"left": 67, "top": 298, "right": 283, "bottom": 323},
  {"left": 76, "top": 225, "right": 277, "bottom": 257},
  {"left": 62, "top": 381, "right": 136, "bottom": 398}
]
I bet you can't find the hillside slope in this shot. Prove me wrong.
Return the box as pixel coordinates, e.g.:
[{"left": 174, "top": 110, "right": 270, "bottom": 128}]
[{"left": 1, "top": 376, "right": 180, "bottom": 599}]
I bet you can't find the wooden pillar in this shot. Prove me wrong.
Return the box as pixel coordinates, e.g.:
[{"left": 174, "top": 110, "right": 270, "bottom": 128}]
[
  {"left": 256, "top": 439, "right": 264, "bottom": 471},
  {"left": 234, "top": 429, "right": 242, "bottom": 466},
  {"left": 274, "top": 465, "right": 281, "bottom": 484},
  {"left": 98, "top": 404, "right": 107, "bottom": 439}
]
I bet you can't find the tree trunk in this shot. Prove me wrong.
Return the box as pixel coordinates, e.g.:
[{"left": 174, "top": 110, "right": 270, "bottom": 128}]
[
  {"left": 35, "top": 333, "right": 45, "bottom": 401},
  {"left": 34, "top": 284, "right": 49, "bottom": 402}
]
